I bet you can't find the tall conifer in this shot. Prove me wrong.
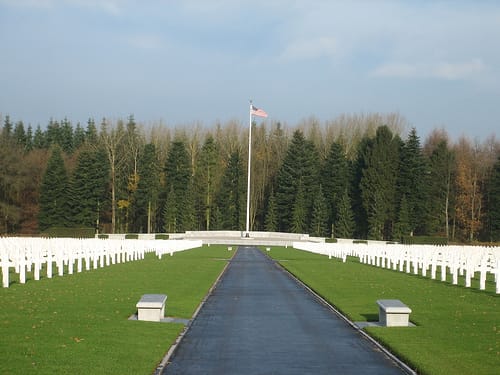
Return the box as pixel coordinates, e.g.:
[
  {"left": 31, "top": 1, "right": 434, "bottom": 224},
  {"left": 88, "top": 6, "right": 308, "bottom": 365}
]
[
  {"left": 360, "top": 126, "right": 400, "bottom": 240},
  {"left": 38, "top": 147, "right": 70, "bottom": 230}
]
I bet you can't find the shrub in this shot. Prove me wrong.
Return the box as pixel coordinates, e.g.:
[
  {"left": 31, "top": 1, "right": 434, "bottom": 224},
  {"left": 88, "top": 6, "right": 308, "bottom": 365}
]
[
  {"left": 42, "top": 227, "right": 95, "bottom": 238},
  {"left": 401, "top": 236, "right": 448, "bottom": 245},
  {"left": 155, "top": 234, "right": 170, "bottom": 240}
]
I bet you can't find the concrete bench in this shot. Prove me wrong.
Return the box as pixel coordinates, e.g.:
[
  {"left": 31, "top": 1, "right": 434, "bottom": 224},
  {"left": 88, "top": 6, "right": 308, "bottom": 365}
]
[
  {"left": 376, "top": 299, "right": 411, "bottom": 327},
  {"left": 136, "top": 294, "right": 167, "bottom": 322}
]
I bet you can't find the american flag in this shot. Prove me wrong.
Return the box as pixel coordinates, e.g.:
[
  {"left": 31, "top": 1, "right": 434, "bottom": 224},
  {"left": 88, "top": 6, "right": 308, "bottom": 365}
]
[{"left": 250, "top": 104, "right": 268, "bottom": 118}]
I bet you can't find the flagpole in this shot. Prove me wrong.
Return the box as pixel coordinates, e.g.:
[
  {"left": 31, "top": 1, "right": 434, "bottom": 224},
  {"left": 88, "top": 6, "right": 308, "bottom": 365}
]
[{"left": 245, "top": 100, "right": 252, "bottom": 237}]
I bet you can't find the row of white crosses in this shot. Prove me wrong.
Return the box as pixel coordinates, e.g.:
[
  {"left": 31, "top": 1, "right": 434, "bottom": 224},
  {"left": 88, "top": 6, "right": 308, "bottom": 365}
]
[
  {"left": 0, "top": 237, "right": 202, "bottom": 288},
  {"left": 293, "top": 242, "right": 500, "bottom": 294}
]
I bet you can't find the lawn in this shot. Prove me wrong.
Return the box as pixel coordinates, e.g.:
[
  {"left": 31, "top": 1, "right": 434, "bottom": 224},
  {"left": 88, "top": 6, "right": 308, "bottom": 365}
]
[
  {"left": 0, "top": 245, "right": 232, "bottom": 375},
  {"left": 265, "top": 246, "right": 499, "bottom": 375}
]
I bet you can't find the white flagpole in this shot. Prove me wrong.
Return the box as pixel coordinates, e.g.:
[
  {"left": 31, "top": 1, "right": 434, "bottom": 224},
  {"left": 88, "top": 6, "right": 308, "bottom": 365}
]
[{"left": 245, "top": 101, "right": 252, "bottom": 236}]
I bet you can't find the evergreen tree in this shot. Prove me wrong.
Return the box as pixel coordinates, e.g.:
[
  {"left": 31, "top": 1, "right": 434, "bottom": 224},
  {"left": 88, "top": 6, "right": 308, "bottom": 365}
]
[
  {"left": 275, "top": 130, "right": 320, "bottom": 232},
  {"left": 163, "top": 140, "right": 193, "bottom": 232},
  {"left": 25, "top": 125, "right": 33, "bottom": 152},
  {"left": 38, "top": 147, "right": 70, "bottom": 230},
  {"left": 360, "top": 126, "right": 401, "bottom": 240},
  {"left": 0, "top": 135, "right": 24, "bottom": 232},
  {"left": 216, "top": 150, "right": 246, "bottom": 230},
  {"left": 291, "top": 180, "right": 307, "bottom": 233},
  {"left": 335, "top": 189, "right": 355, "bottom": 239},
  {"left": 2, "top": 115, "right": 13, "bottom": 140},
  {"left": 86, "top": 118, "right": 98, "bottom": 144},
  {"left": 73, "top": 122, "right": 85, "bottom": 150},
  {"left": 264, "top": 190, "right": 278, "bottom": 232},
  {"left": 69, "top": 147, "right": 109, "bottom": 229},
  {"left": 351, "top": 136, "right": 371, "bottom": 238},
  {"left": 33, "top": 125, "right": 46, "bottom": 149},
  {"left": 393, "top": 194, "right": 411, "bottom": 240},
  {"left": 132, "top": 143, "right": 160, "bottom": 233},
  {"left": 194, "top": 135, "right": 219, "bottom": 230},
  {"left": 321, "top": 141, "right": 349, "bottom": 235},
  {"left": 46, "top": 119, "right": 62, "bottom": 147},
  {"left": 486, "top": 155, "right": 500, "bottom": 241},
  {"left": 60, "top": 118, "right": 74, "bottom": 153},
  {"left": 13, "top": 121, "right": 26, "bottom": 148},
  {"left": 398, "top": 128, "right": 428, "bottom": 234},
  {"left": 163, "top": 185, "right": 178, "bottom": 233},
  {"left": 310, "top": 184, "right": 328, "bottom": 237}
]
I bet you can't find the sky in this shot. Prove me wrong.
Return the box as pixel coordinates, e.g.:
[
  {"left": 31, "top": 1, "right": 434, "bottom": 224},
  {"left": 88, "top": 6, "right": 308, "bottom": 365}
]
[{"left": 1, "top": 0, "right": 499, "bottom": 141}]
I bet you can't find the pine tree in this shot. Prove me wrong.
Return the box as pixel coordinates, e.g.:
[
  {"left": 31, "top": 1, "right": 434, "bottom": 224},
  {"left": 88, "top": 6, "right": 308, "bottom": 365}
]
[
  {"left": 264, "top": 190, "right": 278, "bottom": 232},
  {"left": 291, "top": 180, "right": 307, "bottom": 234},
  {"left": 216, "top": 150, "right": 246, "bottom": 230},
  {"left": 163, "top": 140, "right": 193, "bottom": 232},
  {"left": 60, "top": 118, "right": 74, "bottom": 153},
  {"left": 393, "top": 194, "right": 411, "bottom": 240},
  {"left": 0, "top": 135, "right": 24, "bottom": 232},
  {"left": 85, "top": 118, "right": 98, "bottom": 144},
  {"left": 46, "top": 119, "right": 62, "bottom": 147},
  {"left": 33, "top": 125, "right": 46, "bottom": 149},
  {"left": 351, "top": 136, "right": 371, "bottom": 238},
  {"left": 321, "top": 141, "right": 349, "bottom": 235},
  {"left": 275, "top": 130, "right": 320, "bottom": 232},
  {"left": 13, "top": 121, "right": 26, "bottom": 148},
  {"left": 194, "top": 135, "right": 219, "bottom": 230},
  {"left": 69, "top": 147, "right": 109, "bottom": 229},
  {"left": 132, "top": 143, "right": 160, "bottom": 233},
  {"left": 38, "top": 147, "right": 70, "bottom": 231},
  {"left": 163, "top": 185, "right": 178, "bottom": 233},
  {"left": 310, "top": 184, "right": 328, "bottom": 237},
  {"left": 487, "top": 155, "right": 500, "bottom": 241},
  {"left": 2, "top": 115, "right": 13, "bottom": 140},
  {"left": 25, "top": 125, "right": 33, "bottom": 152},
  {"left": 398, "top": 128, "right": 428, "bottom": 234},
  {"left": 360, "top": 126, "right": 401, "bottom": 240},
  {"left": 335, "top": 189, "right": 355, "bottom": 239},
  {"left": 73, "top": 122, "right": 85, "bottom": 150}
]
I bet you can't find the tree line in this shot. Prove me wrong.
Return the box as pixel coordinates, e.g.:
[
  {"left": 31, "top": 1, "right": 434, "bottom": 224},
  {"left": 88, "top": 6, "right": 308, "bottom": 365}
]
[{"left": 1, "top": 113, "right": 499, "bottom": 242}]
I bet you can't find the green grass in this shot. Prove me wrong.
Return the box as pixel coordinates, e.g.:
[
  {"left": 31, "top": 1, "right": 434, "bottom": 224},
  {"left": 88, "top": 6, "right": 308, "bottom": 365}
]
[
  {"left": 0, "top": 245, "right": 232, "bottom": 375},
  {"left": 265, "top": 246, "right": 499, "bottom": 375}
]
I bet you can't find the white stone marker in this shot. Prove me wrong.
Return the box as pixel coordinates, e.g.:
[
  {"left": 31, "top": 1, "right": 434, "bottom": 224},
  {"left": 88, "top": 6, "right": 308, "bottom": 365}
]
[
  {"left": 136, "top": 294, "right": 167, "bottom": 322},
  {"left": 377, "top": 299, "right": 412, "bottom": 327}
]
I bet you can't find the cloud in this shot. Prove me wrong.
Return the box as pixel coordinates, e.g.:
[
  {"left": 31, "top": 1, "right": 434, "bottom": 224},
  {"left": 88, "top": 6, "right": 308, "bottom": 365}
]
[
  {"left": 432, "top": 59, "right": 485, "bottom": 80},
  {"left": 126, "top": 34, "right": 163, "bottom": 50},
  {"left": 372, "top": 63, "right": 419, "bottom": 78},
  {"left": 280, "top": 36, "right": 338, "bottom": 61},
  {"left": 0, "top": 0, "right": 53, "bottom": 8},
  {"left": 66, "top": 0, "right": 123, "bottom": 15},
  {"left": 0, "top": 0, "right": 124, "bottom": 14},
  {"left": 372, "top": 59, "right": 485, "bottom": 81}
]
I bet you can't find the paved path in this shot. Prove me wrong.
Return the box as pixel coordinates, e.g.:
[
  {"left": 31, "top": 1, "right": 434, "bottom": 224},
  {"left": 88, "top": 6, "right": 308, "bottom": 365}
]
[{"left": 162, "top": 246, "right": 410, "bottom": 374}]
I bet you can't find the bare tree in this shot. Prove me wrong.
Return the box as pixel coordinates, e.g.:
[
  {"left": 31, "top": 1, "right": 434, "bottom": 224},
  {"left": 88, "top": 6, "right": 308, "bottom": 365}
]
[{"left": 100, "top": 118, "right": 126, "bottom": 233}]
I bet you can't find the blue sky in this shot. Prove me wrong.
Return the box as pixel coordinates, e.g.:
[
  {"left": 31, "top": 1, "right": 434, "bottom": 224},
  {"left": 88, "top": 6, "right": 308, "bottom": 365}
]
[{"left": 0, "top": 0, "right": 499, "bottom": 141}]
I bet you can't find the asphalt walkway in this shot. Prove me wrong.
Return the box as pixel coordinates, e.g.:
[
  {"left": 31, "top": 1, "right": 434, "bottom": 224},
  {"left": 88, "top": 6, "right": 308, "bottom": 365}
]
[{"left": 162, "top": 246, "right": 410, "bottom": 374}]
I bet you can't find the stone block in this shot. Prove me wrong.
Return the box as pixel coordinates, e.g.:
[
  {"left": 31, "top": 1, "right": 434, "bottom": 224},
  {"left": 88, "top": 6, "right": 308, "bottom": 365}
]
[
  {"left": 136, "top": 294, "right": 167, "bottom": 322},
  {"left": 377, "top": 299, "right": 411, "bottom": 327}
]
